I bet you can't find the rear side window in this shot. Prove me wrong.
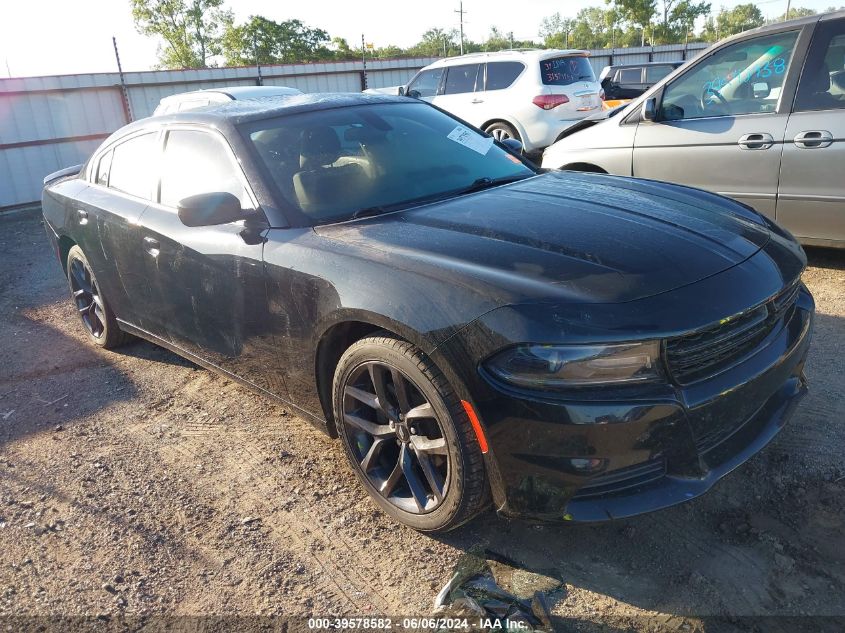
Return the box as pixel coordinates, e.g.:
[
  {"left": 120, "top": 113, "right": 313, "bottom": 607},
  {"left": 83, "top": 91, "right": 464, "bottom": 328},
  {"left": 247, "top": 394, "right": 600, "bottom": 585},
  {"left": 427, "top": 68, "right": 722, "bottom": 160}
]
[
  {"left": 618, "top": 68, "right": 643, "bottom": 84},
  {"left": 159, "top": 130, "right": 251, "bottom": 209},
  {"left": 443, "top": 64, "right": 481, "bottom": 95},
  {"left": 96, "top": 150, "right": 113, "bottom": 186},
  {"left": 109, "top": 133, "right": 157, "bottom": 199},
  {"left": 541, "top": 56, "right": 596, "bottom": 86},
  {"left": 646, "top": 65, "right": 674, "bottom": 83},
  {"left": 485, "top": 62, "right": 525, "bottom": 90}
]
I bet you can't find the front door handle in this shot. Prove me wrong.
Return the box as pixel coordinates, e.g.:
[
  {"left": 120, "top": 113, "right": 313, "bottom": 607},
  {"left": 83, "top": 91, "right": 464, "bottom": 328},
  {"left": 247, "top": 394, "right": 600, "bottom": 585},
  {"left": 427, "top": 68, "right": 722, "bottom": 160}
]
[
  {"left": 471, "top": 98, "right": 484, "bottom": 104},
  {"left": 738, "top": 133, "right": 774, "bottom": 150},
  {"left": 143, "top": 237, "right": 160, "bottom": 256},
  {"left": 794, "top": 130, "right": 833, "bottom": 149},
  {"left": 76, "top": 209, "right": 89, "bottom": 225}
]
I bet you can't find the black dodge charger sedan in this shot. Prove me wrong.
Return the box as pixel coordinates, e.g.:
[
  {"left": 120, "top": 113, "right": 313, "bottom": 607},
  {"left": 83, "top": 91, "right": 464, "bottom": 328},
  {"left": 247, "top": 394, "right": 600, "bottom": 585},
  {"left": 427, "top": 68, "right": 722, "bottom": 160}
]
[{"left": 42, "top": 93, "right": 814, "bottom": 531}]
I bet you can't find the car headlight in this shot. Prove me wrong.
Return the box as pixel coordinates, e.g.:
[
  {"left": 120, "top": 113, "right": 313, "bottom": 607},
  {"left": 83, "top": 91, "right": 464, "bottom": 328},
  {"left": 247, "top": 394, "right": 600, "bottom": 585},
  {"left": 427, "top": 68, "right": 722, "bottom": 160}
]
[{"left": 484, "top": 341, "right": 662, "bottom": 389}]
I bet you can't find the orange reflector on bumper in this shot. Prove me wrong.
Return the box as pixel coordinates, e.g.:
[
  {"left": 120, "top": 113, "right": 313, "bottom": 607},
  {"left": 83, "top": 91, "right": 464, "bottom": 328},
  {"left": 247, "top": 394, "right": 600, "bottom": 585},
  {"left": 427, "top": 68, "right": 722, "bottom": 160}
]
[{"left": 461, "top": 400, "right": 489, "bottom": 454}]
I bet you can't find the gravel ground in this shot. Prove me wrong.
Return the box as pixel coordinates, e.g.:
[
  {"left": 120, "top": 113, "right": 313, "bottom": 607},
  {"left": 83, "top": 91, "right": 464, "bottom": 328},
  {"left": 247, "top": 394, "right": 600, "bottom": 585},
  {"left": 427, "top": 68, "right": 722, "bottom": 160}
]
[{"left": 0, "top": 207, "right": 843, "bottom": 632}]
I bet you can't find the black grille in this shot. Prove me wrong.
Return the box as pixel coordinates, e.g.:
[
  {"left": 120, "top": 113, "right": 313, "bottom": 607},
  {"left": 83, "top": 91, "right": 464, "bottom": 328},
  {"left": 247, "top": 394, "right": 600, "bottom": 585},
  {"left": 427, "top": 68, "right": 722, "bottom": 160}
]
[
  {"left": 573, "top": 458, "right": 666, "bottom": 499},
  {"left": 666, "top": 282, "right": 801, "bottom": 385}
]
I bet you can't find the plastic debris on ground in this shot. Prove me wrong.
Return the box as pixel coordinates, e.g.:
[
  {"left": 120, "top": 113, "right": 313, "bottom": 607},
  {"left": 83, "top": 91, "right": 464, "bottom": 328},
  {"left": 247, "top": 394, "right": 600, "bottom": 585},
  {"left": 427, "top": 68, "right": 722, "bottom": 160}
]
[{"left": 433, "top": 549, "right": 563, "bottom": 631}]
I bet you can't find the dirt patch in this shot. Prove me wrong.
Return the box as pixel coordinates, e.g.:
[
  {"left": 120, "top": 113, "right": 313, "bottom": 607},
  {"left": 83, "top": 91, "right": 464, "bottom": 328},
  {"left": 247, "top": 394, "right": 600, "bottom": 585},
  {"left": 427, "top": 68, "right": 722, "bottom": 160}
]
[{"left": 1, "top": 208, "right": 844, "bottom": 631}]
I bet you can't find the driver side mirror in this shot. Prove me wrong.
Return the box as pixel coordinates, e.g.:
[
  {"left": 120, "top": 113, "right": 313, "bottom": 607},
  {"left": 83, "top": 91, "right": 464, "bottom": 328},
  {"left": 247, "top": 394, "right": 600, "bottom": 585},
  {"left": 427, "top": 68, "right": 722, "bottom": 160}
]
[
  {"left": 642, "top": 97, "right": 658, "bottom": 121},
  {"left": 177, "top": 192, "right": 246, "bottom": 227},
  {"left": 398, "top": 86, "right": 406, "bottom": 96}
]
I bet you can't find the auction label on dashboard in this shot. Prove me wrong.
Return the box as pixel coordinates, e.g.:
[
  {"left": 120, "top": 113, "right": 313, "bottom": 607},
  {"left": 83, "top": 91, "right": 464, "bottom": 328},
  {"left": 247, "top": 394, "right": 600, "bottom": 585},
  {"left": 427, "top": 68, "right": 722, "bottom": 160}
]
[
  {"left": 447, "top": 125, "right": 495, "bottom": 155},
  {"left": 307, "top": 616, "right": 533, "bottom": 630}
]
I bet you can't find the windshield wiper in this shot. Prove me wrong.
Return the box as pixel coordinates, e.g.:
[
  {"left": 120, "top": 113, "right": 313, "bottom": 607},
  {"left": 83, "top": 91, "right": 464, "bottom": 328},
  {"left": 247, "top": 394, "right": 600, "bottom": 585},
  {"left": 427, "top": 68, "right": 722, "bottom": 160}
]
[
  {"left": 350, "top": 205, "right": 390, "bottom": 220},
  {"left": 347, "top": 174, "right": 532, "bottom": 221},
  {"left": 457, "top": 174, "right": 532, "bottom": 195}
]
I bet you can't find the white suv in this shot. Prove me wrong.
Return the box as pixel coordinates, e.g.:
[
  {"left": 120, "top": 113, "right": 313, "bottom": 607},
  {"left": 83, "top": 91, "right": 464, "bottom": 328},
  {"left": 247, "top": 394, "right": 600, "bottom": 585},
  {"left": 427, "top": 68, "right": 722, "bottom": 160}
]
[{"left": 402, "top": 50, "right": 602, "bottom": 152}]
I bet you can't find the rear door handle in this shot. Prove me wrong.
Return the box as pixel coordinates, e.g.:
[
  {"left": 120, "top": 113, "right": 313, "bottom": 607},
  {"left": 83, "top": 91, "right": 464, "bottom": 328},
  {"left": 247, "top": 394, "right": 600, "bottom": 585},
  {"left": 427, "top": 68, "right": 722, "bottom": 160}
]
[
  {"left": 471, "top": 99, "right": 484, "bottom": 104},
  {"left": 76, "top": 209, "right": 89, "bottom": 225},
  {"left": 738, "top": 133, "right": 774, "bottom": 150},
  {"left": 794, "top": 130, "right": 833, "bottom": 148},
  {"left": 143, "top": 237, "right": 160, "bottom": 256}
]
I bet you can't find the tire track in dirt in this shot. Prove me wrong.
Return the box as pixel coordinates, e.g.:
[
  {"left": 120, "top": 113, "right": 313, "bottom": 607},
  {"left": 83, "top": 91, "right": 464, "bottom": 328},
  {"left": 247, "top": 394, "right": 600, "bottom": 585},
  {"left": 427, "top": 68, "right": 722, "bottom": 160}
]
[{"left": 120, "top": 372, "right": 402, "bottom": 614}]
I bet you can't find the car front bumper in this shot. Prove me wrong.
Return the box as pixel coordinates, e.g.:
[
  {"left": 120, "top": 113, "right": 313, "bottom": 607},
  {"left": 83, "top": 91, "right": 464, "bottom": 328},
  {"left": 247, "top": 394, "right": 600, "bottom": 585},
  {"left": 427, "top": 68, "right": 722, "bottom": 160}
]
[{"left": 459, "top": 287, "right": 813, "bottom": 523}]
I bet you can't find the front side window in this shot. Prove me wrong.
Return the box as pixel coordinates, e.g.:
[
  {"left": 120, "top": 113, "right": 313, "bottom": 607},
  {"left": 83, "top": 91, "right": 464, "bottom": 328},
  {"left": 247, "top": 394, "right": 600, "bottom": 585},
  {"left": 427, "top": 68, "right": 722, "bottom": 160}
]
[
  {"left": 485, "top": 62, "right": 525, "bottom": 90},
  {"left": 109, "top": 133, "right": 158, "bottom": 199},
  {"left": 159, "top": 130, "right": 251, "bottom": 209},
  {"left": 660, "top": 30, "right": 799, "bottom": 121},
  {"left": 443, "top": 64, "right": 481, "bottom": 95},
  {"left": 242, "top": 102, "right": 535, "bottom": 225},
  {"left": 794, "top": 19, "right": 845, "bottom": 112},
  {"left": 407, "top": 68, "right": 444, "bottom": 98},
  {"left": 541, "top": 56, "right": 596, "bottom": 86}
]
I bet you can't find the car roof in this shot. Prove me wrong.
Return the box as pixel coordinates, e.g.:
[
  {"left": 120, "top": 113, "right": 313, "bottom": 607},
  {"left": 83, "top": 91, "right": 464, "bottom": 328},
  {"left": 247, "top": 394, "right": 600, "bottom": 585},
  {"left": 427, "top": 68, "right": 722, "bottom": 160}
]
[
  {"left": 131, "top": 93, "right": 406, "bottom": 133},
  {"left": 424, "top": 48, "right": 590, "bottom": 68},
  {"left": 158, "top": 85, "right": 302, "bottom": 104}
]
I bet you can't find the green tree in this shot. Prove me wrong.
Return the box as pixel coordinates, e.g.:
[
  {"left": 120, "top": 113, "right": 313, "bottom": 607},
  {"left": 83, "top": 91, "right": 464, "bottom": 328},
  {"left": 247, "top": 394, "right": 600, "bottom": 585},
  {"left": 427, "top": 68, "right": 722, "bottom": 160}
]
[
  {"left": 701, "top": 3, "right": 764, "bottom": 39},
  {"left": 331, "top": 37, "right": 356, "bottom": 61},
  {"left": 221, "top": 16, "right": 332, "bottom": 65},
  {"left": 610, "top": 0, "right": 658, "bottom": 45},
  {"left": 653, "top": 0, "right": 711, "bottom": 43},
  {"left": 539, "top": 12, "right": 577, "bottom": 48},
  {"left": 784, "top": 6, "right": 817, "bottom": 19},
  {"left": 131, "top": 0, "right": 233, "bottom": 68},
  {"left": 409, "top": 27, "right": 462, "bottom": 56},
  {"left": 570, "top": 7, "right": 616, "bottom": 48}
]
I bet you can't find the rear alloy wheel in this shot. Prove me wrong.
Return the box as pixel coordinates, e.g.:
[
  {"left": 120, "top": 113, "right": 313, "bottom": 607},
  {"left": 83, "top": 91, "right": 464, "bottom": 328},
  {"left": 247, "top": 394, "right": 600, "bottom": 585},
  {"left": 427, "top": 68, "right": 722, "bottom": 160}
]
[
  {"left": 485, "top": 121, "right": 520, "bottom": 142},
  {"left": 333, "top": 334, "right": 489, "bottom": 531},
  {"left": 66, "top": 245, "right": 129, "bottom": 349}
]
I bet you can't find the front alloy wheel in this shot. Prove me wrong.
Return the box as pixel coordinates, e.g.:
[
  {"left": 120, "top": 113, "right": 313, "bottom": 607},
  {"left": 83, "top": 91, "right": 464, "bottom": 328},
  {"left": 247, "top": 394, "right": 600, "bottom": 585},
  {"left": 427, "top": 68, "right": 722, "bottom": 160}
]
[{"left": 333, "top": 334, "right": 489, "bottom": 531}]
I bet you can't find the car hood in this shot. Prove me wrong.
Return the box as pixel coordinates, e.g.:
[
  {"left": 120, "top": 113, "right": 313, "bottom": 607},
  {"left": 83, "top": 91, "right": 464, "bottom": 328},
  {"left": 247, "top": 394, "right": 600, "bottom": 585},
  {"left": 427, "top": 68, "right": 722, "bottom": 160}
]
[{"left": 315, "top": 172, "right": 771, "bottom": 305}]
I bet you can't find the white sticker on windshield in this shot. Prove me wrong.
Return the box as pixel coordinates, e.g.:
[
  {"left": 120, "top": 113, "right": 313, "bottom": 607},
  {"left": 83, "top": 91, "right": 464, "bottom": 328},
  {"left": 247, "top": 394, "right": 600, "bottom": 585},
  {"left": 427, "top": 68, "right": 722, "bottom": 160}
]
[{"left": 447, "top": 125, "right": 495, "bottom": 155}]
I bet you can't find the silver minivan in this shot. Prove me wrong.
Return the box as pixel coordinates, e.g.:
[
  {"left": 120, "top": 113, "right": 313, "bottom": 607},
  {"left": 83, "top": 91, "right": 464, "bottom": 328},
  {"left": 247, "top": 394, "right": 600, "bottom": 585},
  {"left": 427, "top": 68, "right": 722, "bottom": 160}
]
[{"left": 542, "top": 10, "right": 845, "bottom": 248}]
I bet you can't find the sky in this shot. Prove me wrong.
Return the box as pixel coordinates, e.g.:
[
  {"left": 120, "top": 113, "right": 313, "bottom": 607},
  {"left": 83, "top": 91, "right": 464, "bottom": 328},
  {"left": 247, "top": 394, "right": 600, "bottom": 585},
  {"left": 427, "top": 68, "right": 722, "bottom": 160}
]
[{"left": 1, "top": 0, "right": 838, "bottom": 78}]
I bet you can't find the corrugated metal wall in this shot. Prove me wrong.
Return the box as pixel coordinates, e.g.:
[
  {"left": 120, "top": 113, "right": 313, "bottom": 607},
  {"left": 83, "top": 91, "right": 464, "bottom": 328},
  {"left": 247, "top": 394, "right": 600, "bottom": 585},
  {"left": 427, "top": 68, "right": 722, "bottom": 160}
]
[
  {"left": 584, "top": 42, "right": 710, "bottom": 75},
  {"left": 0, "top": 45, "right": 710, "bottom": 209},
  {"left": 0, "top": 57, "right": 437, "bottom": 209}
]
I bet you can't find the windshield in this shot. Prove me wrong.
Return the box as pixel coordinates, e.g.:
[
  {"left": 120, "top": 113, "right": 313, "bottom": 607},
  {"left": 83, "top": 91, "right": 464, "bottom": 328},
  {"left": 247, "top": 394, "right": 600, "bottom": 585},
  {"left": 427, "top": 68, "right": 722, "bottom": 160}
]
[
  {"left": 241, "top": 102, "right": 534, "bottom": 225},
  {"left": 541, "top": 56, "right": 596, "bottom": 86}
]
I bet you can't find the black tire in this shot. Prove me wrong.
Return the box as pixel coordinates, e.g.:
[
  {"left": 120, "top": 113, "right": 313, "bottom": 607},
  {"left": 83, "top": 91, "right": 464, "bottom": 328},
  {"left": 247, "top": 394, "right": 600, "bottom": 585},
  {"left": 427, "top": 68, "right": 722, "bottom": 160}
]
[
  {"left": 332, "top": 334, "right": 489, "bottom": 532},
  {"left": 66, "top": 245, "right": 130, "bottom": 349},
  {"left": 485, "top": 121, "right": 520, "bottom": 143}
]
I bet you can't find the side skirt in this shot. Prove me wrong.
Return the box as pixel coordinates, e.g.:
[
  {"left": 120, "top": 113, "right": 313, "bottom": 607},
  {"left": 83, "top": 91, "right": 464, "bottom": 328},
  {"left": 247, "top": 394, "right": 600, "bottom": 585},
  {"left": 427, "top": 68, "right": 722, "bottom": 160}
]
[{"left": 116, "top": 319, "right": 333, "bottom": 436}]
